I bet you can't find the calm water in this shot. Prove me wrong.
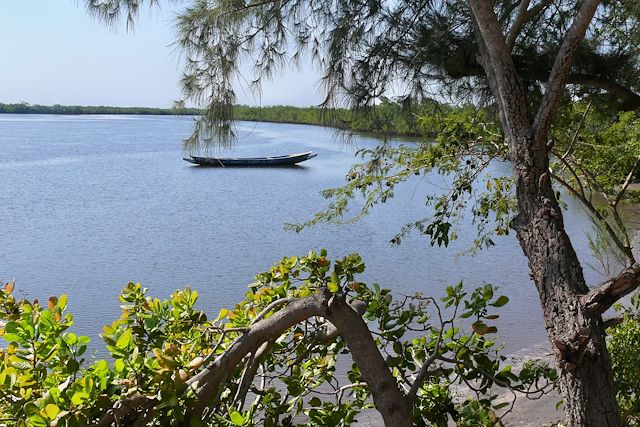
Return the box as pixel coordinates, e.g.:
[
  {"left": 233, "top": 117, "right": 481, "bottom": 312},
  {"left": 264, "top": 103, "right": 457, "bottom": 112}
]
[{"left": 0, "top": 114, "right": 614, "bottom": 353}]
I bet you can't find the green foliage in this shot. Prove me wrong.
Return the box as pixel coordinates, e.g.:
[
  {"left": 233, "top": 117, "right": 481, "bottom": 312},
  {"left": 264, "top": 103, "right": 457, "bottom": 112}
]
[
  {"left": 0, "top": 281, "right": 214, "bottom": 426},
  {"left": 129, "top": 0, "right": 640, "bottom": 149},
  {"left": 609, "top": 294, "right": 640, "bottom": 426},
  {"left": 0, "top": 283, "right": 93, "bottom": 426},
  {"left": 551, "top": 105, "right": 640, "bottom": 198},
  {"left": 284, "top": 100, "right": 637, "bottom": 266},
  {"left": 289, "top": 105, "right": 516, "bottom": 253},
  {"left": 233, "top": 105, "right": 329, "bottom": 127},
  {"left": 0, "top": 252, "right": 556, "bottom": 426},
  {"left": 550, "top": 102, "right": 640, "bottom": 262}
]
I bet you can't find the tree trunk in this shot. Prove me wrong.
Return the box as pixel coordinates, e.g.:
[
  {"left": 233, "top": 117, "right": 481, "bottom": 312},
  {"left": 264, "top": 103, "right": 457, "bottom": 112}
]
[
  {"left": 467, "top": 0, "right": 624, "bottom": 422},
  {"left": 510, "top": 133, "right": 622, "bottom": 426}
]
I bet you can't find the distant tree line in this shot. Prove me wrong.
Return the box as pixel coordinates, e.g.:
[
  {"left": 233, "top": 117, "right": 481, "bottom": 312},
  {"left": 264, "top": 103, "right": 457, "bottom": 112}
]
[
  {"left": 0, "top": 99, "right": 442, "bottom": 137},
  {"left": 0, "top": 102, "right": 201, "bottom": 116},
  {"left": 234, "top": 98, "right": 442, "bottom": 137}
]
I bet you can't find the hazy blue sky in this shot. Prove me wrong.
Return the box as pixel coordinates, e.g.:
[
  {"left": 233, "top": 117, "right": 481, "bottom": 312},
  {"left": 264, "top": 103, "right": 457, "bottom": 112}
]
[{"left": 0, "top": 1, "right": 321, "bottom": 107}]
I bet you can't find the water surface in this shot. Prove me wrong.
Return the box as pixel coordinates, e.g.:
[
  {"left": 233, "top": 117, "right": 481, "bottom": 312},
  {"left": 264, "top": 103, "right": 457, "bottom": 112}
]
[{"left": 0, "top": 114, "right": 617, "bottom": 353}]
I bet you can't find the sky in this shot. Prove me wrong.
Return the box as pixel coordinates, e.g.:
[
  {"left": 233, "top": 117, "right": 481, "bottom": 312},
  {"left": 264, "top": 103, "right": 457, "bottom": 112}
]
[{"left": 0, "top": 1, "right": 321, "bottom": 108}]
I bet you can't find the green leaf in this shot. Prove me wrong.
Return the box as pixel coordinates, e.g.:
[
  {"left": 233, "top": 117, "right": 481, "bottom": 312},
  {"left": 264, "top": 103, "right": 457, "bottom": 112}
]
[
  {"left": 24, "top": 402, "right": 40, "bottom": 417},
  {"left": 115, "top": 329, "right": 133, "bottom": 350},
  {"left": 29, "top": 414, "right": 48, "bottom": 427},
  {"left": 93, "top": 359, "right": 110, "bottom": 380},
  {"left": 44, "top": 403, "right": 60, "bottom": 419},
  {"left": 309, "top": 396, "right": 322, "bottom": 407},
  {"left": 58, "top": 294, "right": 68, "bottom": 310},
  {"left": 71, "top": 391, "right": 90, "bottom": 406},
  {"left": 472, "top": 321, "right": 490, "bottom": 335},
  {"left": 217, "top": 308, "right": 229, "bottom": 320},
  {"left": 64, "top": 332, "right": 77, "bottom": 346},
  {"left": 491, "top": 296, "right": 509, "bottom": 307},
  {"left": 67, "top": 358, "right": 80, "bottom": 374},
  {"left": 328, "top": 272, "right": 340, "bottom": 293},
  {"left": 10, "top": 360, "right": 32, "bottom": 370},
  {"left": 229, "top": 410, "right": 245, "bottom": 426}
]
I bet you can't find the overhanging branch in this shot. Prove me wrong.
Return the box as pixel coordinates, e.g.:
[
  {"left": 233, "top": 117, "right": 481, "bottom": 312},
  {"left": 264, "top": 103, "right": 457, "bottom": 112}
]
[
  {"left": 92, "top": 393, "right": 156, "bottom": 427},
  {"left": 568, "top": 74, "right": 640, "bottom": 111},
  {"left": 182, "top": 294, "right": 328, "bottom": 422},
  {"left": 505, "top": 0, "right": 531, "bottom": 49},
  {"left": 91, "top": 291, "right": 412, "bottom": 427}
]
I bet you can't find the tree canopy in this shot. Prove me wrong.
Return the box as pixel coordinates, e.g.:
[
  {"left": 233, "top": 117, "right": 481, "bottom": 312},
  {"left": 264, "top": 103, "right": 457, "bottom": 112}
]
[{"left": 148, "top": 0, "right": 640, "bottom": 147}]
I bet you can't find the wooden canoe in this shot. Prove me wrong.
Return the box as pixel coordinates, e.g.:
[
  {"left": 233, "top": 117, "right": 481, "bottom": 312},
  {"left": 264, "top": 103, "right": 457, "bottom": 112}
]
[{"left": 183, "top": 151, "right": 318, "bottom": 167}]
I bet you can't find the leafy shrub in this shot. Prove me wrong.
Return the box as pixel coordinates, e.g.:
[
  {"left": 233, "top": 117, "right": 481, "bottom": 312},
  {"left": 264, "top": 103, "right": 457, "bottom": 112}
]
[
  {"left": 0, "top": 251, "right": 556, "bottom": 426},
  {"left": 609, "top": 293, "right": 640, "bottom": 426}
]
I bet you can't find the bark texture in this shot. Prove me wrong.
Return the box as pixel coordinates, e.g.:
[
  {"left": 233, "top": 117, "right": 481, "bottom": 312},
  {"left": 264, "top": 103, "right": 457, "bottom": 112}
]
[{"left": 468, "top": 0, "right": 628, "bottom": 425}]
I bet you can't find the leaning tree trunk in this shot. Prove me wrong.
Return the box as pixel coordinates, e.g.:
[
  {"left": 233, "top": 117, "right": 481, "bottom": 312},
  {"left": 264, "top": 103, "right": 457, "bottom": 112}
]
[
  {"left": 510, "top": 134, "right": 622, "bottom": 426},
  {"left": 467, "top": 0, "right": 625, "bottom": 424}
]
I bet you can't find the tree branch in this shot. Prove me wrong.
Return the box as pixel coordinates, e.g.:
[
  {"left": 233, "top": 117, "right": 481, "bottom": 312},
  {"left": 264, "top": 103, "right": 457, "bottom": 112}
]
[
  {"left": 91, "top": 291, "right": 407, "bottom": 426},
  {"left": 336, "top": 382, "right": 368, "bottom": 404},
  {"left": 602, "top": 317, "right": 623, "bottom": 330},
  {"left": 91, "top": 393, "right": 156, "bottom": 427},
  {"left": 468, "top": 0, "right": 531, "bottom": 144},
  {"left": 567, "top": 74, "right": 640, "bottom": 111},
  {"left": 558, "top": 100, "right": 591, "bottom": 164},
  {"left": 582, "top": 264, "right": 640, "bottom": 316},
  {"left": 501, "top": 0, "right": 554, "bottom": 46},
  {"left": 549, "top": 170, "right": 630, "bottom": 259},
  {"left": 407, "top": 326, "right": 443, "bottom": 402},
  {"left": 233, "top": 340, "right": 273, "bottom": 411},
  {"left": 182, "top": 293, "right": 329, "bottom": 423},
  {"left": 324, "top": 295, "right": 413, "bottom": 426},
  {"left": 316, "top": 299, "right": 367, "bottom": 343},
  {"left": 533, "top": 0, "right": 602, "bottom": 146},
  {"left": 614, "top": 156, "right": 640, "bottom": 208},
  {"left": 91, "top": 294, "right": 328, "bottom": 427},
  {"left": 251, "top": 297, "right": 296, "bottom": 325},
  {"left": 505, "top": 0, "right": 531, "bottom": 50}
]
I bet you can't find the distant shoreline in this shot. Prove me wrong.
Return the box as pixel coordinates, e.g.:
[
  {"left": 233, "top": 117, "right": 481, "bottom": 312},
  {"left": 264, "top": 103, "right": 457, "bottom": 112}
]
[
  {"left": 0, "top": 102, "right": 431, "bottom": 138},
  {"left": 0, "top": 102, "right": 200, "bottom": 116}
]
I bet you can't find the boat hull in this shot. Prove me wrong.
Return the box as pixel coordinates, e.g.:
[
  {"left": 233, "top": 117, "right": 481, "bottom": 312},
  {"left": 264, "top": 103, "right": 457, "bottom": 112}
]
[{"left": 183, "top": 151, "right": 317, "bottom": 167}]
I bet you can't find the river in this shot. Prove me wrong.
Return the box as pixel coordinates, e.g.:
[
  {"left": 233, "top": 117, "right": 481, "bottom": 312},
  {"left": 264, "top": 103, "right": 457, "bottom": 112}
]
[{"left": 0, "top": 114, "right": 620, "bottom": 354}]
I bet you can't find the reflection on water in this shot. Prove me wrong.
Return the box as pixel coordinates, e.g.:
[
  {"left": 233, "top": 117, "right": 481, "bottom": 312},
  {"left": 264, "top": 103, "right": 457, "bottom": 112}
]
[
  {"left": 0, "top": 114, "right": 629, "bottom": 355},
  {"left": 186, "top": 164, "right": 312, "bottom": 172}
]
